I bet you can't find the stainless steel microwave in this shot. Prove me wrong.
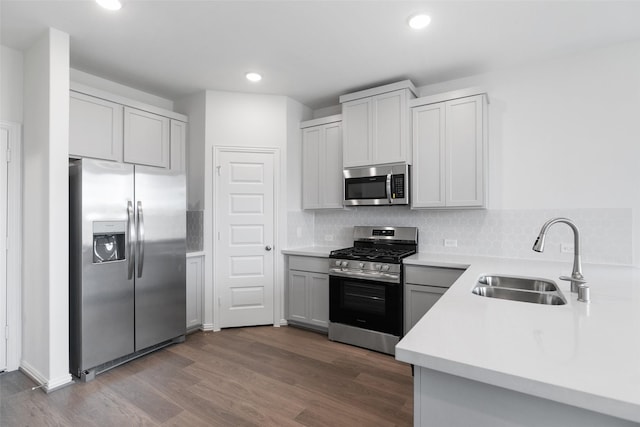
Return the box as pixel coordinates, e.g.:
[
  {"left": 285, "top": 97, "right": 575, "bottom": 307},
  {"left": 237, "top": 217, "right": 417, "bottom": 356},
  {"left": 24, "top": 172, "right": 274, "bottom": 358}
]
[{"left": 343, "top": 163, "right": 410, "bottom": 206}]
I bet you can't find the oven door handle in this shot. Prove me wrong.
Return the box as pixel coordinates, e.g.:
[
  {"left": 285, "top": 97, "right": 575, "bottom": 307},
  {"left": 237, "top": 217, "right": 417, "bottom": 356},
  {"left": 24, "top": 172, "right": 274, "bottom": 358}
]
[
  {"left": 329, "top": 269, "right": 400, "bottom": 284},
  {"left": 386, "top": 173, "right": 392, "bottom": 204},
  {"left": 344, "top": 292, "right": 385, "bottom": 302}
]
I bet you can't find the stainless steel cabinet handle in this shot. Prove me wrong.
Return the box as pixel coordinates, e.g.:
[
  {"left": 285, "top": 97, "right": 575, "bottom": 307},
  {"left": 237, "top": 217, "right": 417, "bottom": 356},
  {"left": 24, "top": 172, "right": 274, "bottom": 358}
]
[
  {"left": 265, "top": 245, "right": 272, "bottom": 251},
  {"left": 127, "top": 201, "right": 135, "bottom": 279},
  {"left": 386, "top": 173, "right": 392, "bottom": 204},
  {"left": 137, "top": 201, "right": 145, "bottom": 278}
]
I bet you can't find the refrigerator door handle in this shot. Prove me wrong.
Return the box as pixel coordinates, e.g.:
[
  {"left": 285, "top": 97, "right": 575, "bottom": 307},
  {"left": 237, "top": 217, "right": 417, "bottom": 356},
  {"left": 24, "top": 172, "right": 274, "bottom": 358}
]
[
  {"left": 127, "top": 201, "right": 135, "bottom": 279},
  {"left": 137, "top": 201, "right": 145, "bottom": 278}
]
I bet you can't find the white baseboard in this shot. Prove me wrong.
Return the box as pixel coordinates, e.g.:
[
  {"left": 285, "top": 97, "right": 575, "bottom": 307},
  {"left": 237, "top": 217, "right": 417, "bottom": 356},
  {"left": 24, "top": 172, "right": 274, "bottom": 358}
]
[
  {"left": 200, "top": 323, "right": 215, "bottom": 332},
  {"left": 46, "top": 373, "right": 74, "bottom": 392},
  {"left": 20, "top": 361, "right": 74, "bottom": 393},
  {"left": 19, "top": 361, "right": 47, "bottom": 388}
]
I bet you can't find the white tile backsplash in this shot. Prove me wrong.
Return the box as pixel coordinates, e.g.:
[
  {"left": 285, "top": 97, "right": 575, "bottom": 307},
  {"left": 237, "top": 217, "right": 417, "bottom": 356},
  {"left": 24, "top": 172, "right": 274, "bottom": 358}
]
[
  {"left": 313, "top": 207, "right": 633, "bottom": 265},
  {"left": 286, "top": 210, "right": 315, "bottom": 248},
  {"left": 186, "top": 210, "right": 203, "bottom": 251}
]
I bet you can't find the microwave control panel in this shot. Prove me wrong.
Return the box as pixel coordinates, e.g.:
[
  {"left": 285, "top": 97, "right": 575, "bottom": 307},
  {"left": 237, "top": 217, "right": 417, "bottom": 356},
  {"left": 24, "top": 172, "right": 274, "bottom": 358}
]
[{"left": 391, "top": 175, "right": 405, "bottom": 199}]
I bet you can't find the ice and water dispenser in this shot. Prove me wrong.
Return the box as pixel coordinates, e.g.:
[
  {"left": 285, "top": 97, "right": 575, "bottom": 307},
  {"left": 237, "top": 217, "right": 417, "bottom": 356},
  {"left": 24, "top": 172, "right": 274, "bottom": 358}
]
[{"left": 92, "top": 221, "right": 126, "bottom": 263}]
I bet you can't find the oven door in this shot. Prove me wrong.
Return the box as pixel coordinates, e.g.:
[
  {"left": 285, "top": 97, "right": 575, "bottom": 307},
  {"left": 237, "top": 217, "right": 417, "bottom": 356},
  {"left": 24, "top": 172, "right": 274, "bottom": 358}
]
[{"left": 329, "top": 275, "right": 403, "bottom": 336}]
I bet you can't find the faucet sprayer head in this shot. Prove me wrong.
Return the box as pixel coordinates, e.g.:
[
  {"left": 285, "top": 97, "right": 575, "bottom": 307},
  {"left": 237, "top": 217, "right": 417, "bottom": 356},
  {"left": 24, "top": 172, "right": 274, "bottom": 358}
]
[{"left": 532, "top": 233, "right": 545, "bottom": 252}]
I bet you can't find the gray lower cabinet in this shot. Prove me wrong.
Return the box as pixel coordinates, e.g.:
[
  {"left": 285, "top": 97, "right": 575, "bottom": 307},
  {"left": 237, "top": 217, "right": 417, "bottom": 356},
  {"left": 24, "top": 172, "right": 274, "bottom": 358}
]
[
  {"left": 287, "top": 256, "right": 329, "bottom": 332},
  {"left": 404, "top": 265, "right": 465, "bottom": 334},
  {"left": 186, "top": 254, "right": 203, "bottom": 330}
]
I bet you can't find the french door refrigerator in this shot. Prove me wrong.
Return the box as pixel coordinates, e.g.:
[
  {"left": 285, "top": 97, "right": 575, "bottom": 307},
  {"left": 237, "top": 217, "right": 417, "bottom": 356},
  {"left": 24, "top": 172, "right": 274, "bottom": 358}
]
[{"left": 69, "top": 158, "right": 186, "bottom": 380}]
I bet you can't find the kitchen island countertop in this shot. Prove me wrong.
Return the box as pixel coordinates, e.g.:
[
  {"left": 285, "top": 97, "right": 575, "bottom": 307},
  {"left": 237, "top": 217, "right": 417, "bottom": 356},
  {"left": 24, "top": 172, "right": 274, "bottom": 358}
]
[{"left": 397, "top": 253, "right": 640, "bottom": 423}]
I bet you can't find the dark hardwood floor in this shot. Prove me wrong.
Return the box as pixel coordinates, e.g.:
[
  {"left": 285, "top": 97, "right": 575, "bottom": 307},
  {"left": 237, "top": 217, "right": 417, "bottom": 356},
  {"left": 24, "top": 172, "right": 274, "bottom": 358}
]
[{"left": 1, "top": 326, "right": 413, "bottom": 426}]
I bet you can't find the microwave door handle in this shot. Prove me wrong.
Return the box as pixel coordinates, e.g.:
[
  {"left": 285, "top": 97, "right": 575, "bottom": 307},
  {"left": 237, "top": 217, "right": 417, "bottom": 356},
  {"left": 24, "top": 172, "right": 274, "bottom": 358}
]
[{"left": 386, "top": 173, "right": 392, "bottom": 204}]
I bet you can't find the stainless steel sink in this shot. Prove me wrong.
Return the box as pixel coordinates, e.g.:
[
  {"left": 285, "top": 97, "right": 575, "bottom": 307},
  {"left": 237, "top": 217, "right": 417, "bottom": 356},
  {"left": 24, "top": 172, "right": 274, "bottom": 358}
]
[
  {"left": 472, "top": 274, "right": 567, "bottom": 305},
  {"left": 477, "top": 275, "right": 558, "bottom": 292}
]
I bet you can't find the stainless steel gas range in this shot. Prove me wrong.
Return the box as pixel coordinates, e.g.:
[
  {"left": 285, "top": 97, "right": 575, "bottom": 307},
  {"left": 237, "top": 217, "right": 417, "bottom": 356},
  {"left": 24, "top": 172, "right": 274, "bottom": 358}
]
[{"left": 328, "top": 226, "right": 418, "bottom": 355}]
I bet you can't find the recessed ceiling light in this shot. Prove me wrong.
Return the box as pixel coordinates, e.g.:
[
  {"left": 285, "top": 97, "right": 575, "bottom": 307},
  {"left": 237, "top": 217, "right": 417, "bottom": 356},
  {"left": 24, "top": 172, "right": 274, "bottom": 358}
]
[
  {"left": 246, "top": 72, "right": 262, "bottom": 82},
  {"left": 96, "top": 0, "right": 122, "bottom": 11},
  {"left": 408, "top": 14, "right": 431, "bottom": 30}
]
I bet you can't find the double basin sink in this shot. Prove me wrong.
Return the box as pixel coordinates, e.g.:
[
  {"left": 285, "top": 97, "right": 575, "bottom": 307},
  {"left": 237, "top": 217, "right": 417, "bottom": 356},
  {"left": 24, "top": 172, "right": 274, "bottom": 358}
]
[{"left": 472, "top": 275, "right": 567, "bottom": 305}]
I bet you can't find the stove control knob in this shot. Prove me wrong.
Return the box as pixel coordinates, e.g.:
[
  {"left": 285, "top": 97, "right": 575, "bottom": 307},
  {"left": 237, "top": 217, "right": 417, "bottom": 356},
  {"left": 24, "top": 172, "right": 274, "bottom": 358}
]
[
  {"left": 341, "top": 261, "right": 349, "bottom": 268},
  {"left": 334, "top": 260, "right": 341, "bottom": 267},
  {"left": 359, "top": 262, "right": 365, "bottom": 269},
  {"left": 374, "top": 264, "right": 381, "bottom": 271},
  {"left": 381, "top": 264, "right": 390, "bottom": 272}
]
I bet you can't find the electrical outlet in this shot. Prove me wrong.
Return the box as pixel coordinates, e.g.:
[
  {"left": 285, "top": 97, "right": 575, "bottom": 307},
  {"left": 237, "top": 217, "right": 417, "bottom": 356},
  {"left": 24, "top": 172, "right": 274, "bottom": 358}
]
[
  {"left": 324, "top": 234, "right": 334, "bottom": 242},
  {"left": 444, "top": 239, "right": 458, "bottom": 248},
  {"left": 561, "top": 243, "right": 574, "bottom": 253}
]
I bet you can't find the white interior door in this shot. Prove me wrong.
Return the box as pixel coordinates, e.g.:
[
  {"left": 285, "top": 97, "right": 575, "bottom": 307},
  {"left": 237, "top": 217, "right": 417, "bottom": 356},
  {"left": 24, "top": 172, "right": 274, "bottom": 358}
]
[
  {"left": 216, "top": 150, "right": 275, "bottom": 328},
  {"left": 0, "top": 127, "right": 8, "bottom": 371}
]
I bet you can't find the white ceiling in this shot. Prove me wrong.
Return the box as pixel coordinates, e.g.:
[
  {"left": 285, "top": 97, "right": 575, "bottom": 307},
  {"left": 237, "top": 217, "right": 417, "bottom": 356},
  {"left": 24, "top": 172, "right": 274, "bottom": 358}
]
[{"left": 3, "top": 0, "right": 640, "bottom": 109}]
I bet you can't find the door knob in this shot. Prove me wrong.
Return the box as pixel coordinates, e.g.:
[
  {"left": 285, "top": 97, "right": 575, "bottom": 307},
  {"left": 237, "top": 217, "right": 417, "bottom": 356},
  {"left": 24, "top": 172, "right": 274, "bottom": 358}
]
[{"left": 265, "top": 245, "right": 272, "bottom": 251}]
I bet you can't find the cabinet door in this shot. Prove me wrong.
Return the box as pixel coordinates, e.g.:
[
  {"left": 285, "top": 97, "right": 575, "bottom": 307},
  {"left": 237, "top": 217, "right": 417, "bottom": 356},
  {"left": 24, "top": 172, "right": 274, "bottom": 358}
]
[
  {"left": 412, "top": 103, "right": 446, "bottom": 208},
  {"left": 404, "top": 284, "right": 446, "bottom": 334},
  {"left": 186, "top": 256, "right": 203, "bottom": 329},
  {"left": 302, "top": 127, "right": 322, "bottom": 209},
  {"left": 69, "top": 91, "right": 123, "bottom": 161},
  {"left": 373, "top": 90, "right": 408, "bottom": 164},
  {"left": 170, "top": 120, "right": 187, "bottom": 172},
  {"left": 288, "top": 271, "right": 309, "bottom": 323},
  {"left": 308, "top": 273, "right": 329, "bottom": 329},
  {"left": 124, "top": 107, "right": 170, "bottom": 168},
  {"left": 446, "top": 95, "right": 484, "bottom": 207},
  {"left": 322, "top": 122, "right": 344, "bottom": 209},
  {"left": 342, "top": 98, "right": 372, "bottom": 167}
]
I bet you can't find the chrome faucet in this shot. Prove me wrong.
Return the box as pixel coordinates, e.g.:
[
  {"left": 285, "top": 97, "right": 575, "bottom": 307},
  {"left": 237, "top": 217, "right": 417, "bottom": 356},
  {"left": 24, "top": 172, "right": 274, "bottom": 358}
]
[{"left": 532, "top": 217, "right": 589, "bottom": 302}]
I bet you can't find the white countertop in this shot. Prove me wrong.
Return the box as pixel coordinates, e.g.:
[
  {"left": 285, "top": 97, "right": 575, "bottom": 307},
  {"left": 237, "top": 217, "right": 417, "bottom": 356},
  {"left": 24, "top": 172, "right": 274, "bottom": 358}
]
[
  {"left": 281, "top": 246, "right": 341, "bottom": 257},
  {"left": 186, "top": 251, "right": 205, "bottom": 258},
  {"left": 396, "top": 253, "right": 640, "bottom": 423}
]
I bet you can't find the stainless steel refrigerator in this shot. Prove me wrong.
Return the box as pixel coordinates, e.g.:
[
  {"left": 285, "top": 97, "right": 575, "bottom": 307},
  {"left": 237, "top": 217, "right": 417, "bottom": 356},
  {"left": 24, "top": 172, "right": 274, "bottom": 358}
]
[{"left": 69, "top": 158, "right": 186, "bottom": 380}]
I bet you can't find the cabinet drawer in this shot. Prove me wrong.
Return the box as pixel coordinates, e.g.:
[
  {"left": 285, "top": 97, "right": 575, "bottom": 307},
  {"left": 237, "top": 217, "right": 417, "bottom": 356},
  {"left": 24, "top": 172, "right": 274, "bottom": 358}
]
[
  {"left": 405, "top": 265, "right": 465, "bottom": 288},
  {"left": 289, "top": 256, "right": 329, "bottom": 274}
]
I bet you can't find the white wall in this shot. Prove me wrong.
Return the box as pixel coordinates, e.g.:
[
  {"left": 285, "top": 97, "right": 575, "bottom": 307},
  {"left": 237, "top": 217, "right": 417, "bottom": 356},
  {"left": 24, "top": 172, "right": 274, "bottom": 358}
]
[
  {"left": 202, "top": 90, "right": 295, "bottom": 329},
  {"left": 416, "top": 40, "right": 640, "bottom": 210},
  {"left": 175, "top": 91, "right": 206, "bottom": 210},
  {"left": 286, "top": 98, "right": 315, "bottom": 248},
  {"left": 70, "top": 68, "right": 174, "bottom": 111},
  {"left": 0, "top": 45, "right": 24, "bottom": 123},
  {"left": 313, "top": 104, "right": 341, "bottom": 119},
  {"left": 22, "top": 28, "right": 72, "bottom": 390},
  {"left": 286, "top": 97, "right": 312, "bottom": 211},
  {"left": 205, "top": 90, "right": 288, "bottom": 148},
  {"left": 418, "top": 39, "right": 640, "bottom": 265}
]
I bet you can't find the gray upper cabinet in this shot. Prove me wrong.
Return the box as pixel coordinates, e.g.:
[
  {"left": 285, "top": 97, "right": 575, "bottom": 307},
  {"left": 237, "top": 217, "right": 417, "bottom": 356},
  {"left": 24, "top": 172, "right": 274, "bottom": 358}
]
[
  {"left": 341, "top": 98, "right": 371, "bottom": 167},
  {"left": 123, "top": 107, "right": 170, "bottom": 168},
  {"left": 301, "top": 115, "right": 343, "bottom": 210},
  {"left": 412, "top": 92, "right": 488, "bottom": 208},
  {"left": 340, "top": 80, "right": 417, "bottom": 167},
  {"left": 69, "top": 91, "right": 123, "bottom": 162},
  {"left": 170, "top": 119, "right": 187, "bottom": 172},
  {"left": 69, "top": 85, "right": 188, "bottom": 170}
]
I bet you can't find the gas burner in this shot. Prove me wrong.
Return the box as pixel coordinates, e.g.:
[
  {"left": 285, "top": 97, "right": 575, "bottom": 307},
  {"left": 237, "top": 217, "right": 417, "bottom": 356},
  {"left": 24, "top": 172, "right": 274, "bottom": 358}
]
[{"left": 330, "top": 246, "right": 416, "bottom": 263}]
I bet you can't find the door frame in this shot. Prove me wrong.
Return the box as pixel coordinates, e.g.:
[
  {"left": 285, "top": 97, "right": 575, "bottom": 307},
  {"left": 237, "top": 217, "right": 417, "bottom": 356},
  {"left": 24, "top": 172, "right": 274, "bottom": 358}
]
[
  {"left": 210, "top": 146, "right": 283, "bottom": 331},
  {"left": 1, "top": 121, "right": 22, "bottom": 371}
]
